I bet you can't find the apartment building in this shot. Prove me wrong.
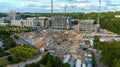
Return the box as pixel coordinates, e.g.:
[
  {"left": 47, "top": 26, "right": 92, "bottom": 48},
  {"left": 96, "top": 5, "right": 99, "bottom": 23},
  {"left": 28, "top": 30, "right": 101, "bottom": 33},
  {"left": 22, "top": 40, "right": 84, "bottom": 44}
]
[
  {"left": 78, "top": 20, "right": 98, "bottom": 33},
  {"left": 6, "top": 11, "right": 21, "bottom": 20},
  {"left": 11, "top": 18, "right": 41, "bottom": 27},
  {"left": 38, "top": 17, "right": 50, "bottom": 27},
  {"left": 51, "top": 16, "right": 72, "bottom": 30}
]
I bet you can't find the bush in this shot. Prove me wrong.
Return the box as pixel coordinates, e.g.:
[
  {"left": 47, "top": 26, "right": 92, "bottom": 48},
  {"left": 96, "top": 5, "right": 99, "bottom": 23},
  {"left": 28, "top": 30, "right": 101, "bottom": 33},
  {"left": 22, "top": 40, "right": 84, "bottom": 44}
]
[
  {"left": 14, "top": 35, "right": 19, "bottom": 40},
  {"left": 7, "top": 56, "right": 13, "bottom": 61}
]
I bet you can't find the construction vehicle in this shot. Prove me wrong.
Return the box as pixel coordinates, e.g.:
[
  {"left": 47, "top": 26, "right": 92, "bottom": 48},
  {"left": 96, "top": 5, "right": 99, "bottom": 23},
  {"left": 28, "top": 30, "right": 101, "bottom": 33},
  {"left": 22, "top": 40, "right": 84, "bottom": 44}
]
[{"left": 108, "top": 31, "right": 113, "bottom": 35}]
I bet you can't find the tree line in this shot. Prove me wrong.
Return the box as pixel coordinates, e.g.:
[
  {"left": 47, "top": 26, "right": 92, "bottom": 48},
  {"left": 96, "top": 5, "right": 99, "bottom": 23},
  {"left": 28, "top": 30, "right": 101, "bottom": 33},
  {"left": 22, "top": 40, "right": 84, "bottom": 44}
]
[
  {"left": 0, "top": 26, "right": 32, "bottom": 35},
  {"left": 93, "top": 36, "right": 120, "bottom": 67},
  {"left": 10, "top": 45, "right": 39, "bottom": 59},
  {"left": 26, "top": 53, "right": 70, "bottom": 67}
]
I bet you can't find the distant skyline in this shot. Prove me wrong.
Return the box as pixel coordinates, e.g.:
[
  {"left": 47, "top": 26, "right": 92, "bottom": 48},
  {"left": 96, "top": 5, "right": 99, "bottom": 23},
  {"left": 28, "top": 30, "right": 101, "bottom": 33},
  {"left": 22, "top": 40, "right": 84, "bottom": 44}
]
[{"left": 0, "top": 0, "right": 120, "bottom": 13}]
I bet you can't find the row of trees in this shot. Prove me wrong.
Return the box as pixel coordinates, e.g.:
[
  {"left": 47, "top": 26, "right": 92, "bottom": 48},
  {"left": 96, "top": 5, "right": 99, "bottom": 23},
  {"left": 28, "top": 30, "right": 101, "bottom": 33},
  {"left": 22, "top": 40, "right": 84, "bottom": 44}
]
[
  {"left": 21, "top": 12, "right": 98, "bottom": 19},
  {"left": 10, "top": 45, "right": 39, "bottom": 59},
  {"left": 93, "top": 36, "right": 120, "bottom": 67},
  {"left": 0, "top": 35, "right": 17, "bottom": 50},
  {"left": 99, "top": 12, "right": 120, "bottom": 34},
  {"left": 0, "top": 48, "right": 9, "bottom": 57},
  {"left": 0, "top": 35, "right": 16, "bottom": 57},
  {"left": 0, "top": 26, "right": 32, "bottom": 34},
  {"left": 7, "top": 45, "right": 39, "bottom": 63},
  {"left": 0, "top": 29, "right": 17, "bottom": 57},
  {"left": 26, "top": 53, "right": 70, "bottom": 67},
  {"left": 0, "top": 13, "right": 7, "bottom": 17}
]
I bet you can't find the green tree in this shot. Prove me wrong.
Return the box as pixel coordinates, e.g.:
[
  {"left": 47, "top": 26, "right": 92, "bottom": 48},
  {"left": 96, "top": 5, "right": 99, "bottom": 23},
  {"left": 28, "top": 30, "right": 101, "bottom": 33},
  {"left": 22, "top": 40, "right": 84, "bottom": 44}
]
[
  {"left": 114, "top": 59, "right": 120, "bottom": 67},
  {"left": 7, "top": 56, "right": 13, "bottom": 62},
  {"left": 46, "top": 61, "right": 52, "bottom": 67},
  {"left": 93, "top": 36, "right": 100, "bottom": 44},
  {"left": 99, "top": 41, "right": 120, "bottom": 67},
  {"left": 93, "top": 36, "right": 100, "bottom": 48},
  {"left": 14, "top": 35, "right": 19, "bottom": 40},
  {"left": 63, "top": 63, "right": 70, "bottom": 67},
  {"left": 13, "top": 55, "right": 20, "bottom": 63}
]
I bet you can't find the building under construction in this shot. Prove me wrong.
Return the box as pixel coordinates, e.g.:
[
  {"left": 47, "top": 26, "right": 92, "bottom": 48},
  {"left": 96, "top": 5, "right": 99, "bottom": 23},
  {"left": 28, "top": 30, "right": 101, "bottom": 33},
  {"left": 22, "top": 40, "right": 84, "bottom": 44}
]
[
  {"left": 38, "top": 17, "right": 51, "bottom": 28},
  {"left": 78, "top": 20, "right": 98, "bottom": 33},
  {"left": 6, "top": 11, "right": 21, "bottom": 20},
  {"left": 51, "top": 16, "right": 72, "bottom": 30}
]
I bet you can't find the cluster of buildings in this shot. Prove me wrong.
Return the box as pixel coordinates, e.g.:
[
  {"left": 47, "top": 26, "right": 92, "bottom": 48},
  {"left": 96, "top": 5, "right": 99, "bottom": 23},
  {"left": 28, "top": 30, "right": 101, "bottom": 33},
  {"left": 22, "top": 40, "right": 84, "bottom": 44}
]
[
  {"left": 11, "top": 17, "right": 48, "bottom": 27},
  {"left": 61, "top": 53, "right": 92, "bottom": 67},
  {"left": 9, "top": 11, "right": 50, "bottom": 27},
  {"left": 0, "top": 17, "right": 9, "bottom": 26},
  {"left": 85, "top": 51, "right": 93, "bottom": 67},
  {"left": 19, "top": 34, "right": 54, "bottom": 52},
  {"left": 0, "top": 11, "right": 99, "bottom": 33}
]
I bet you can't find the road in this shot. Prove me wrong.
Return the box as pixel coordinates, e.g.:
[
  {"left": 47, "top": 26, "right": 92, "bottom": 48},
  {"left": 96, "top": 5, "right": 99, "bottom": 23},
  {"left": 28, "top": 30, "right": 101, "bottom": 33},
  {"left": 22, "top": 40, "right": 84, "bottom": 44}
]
[
  {"left": 7, "top": 53, "right": 43, "bottom": 67},
  {"left": 92, "top": 49, "right": 106, "bottom": 67},
  {"left": 69, "top": 33, "right": 82, "bottom": 59}
]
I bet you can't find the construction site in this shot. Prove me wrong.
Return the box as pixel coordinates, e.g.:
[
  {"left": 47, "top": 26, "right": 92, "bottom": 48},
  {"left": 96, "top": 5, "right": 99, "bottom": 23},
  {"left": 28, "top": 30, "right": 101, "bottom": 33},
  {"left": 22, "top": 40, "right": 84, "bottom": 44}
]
[
  {"left": 15, "top": 0, "right": 119, "bottom": 67},
  {"left": 17, "top": 25, "right": 94, "bottom": 66}
]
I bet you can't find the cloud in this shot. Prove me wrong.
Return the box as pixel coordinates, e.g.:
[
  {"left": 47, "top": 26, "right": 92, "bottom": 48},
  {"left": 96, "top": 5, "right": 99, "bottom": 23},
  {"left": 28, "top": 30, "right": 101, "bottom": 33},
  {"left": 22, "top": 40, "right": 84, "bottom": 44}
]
[{"left": 0, "top": 0, "right": 120, "bottom": 12}]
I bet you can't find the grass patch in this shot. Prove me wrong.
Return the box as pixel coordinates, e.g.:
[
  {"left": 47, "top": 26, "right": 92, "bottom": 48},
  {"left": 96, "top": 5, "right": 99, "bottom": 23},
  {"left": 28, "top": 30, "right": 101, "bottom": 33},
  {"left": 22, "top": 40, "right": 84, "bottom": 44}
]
[{"left": 0, "top": 56, "right": 9, "bottom": 67}]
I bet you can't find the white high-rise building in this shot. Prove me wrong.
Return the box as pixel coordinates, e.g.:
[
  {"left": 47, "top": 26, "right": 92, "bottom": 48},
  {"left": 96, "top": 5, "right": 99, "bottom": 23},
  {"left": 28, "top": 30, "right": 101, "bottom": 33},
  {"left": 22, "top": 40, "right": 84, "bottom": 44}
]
[{"left": 7, "top": 11, "right": 21, "bottom": 20}]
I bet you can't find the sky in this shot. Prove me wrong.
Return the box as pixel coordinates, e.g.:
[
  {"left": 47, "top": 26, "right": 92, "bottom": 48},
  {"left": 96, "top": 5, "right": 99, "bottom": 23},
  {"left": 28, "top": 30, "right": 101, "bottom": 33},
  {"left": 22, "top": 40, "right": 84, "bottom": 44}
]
[{"left": 0, "top": 0, "right": 120, "bottom": 13}]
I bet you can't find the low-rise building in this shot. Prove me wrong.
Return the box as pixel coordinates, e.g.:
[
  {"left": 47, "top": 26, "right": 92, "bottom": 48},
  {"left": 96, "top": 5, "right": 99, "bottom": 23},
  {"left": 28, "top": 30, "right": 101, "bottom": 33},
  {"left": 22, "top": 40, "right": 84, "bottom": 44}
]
[
  {"left": 82, "top": 63, "right": 87, "bottom": 67},
  {"left": 85, "top": 51, "right": 92, "bottom": 67},
  {"left": 87, "top": 64, "right": 92, "bottom": 67},
  {"left": 63, "top": 55, "right": 74, "bottom": 67},
  {"left": 75, "top": 59, "right": 82, "bottom": 67},
  {"left": 63, "top": 55, "right": 71, "bottom": 63},
  {"left": 32, "top": 41, "right": 47, "bottom": 52},
  {"left": 85, "top": 51, "right": 92, "bottom": 57}
]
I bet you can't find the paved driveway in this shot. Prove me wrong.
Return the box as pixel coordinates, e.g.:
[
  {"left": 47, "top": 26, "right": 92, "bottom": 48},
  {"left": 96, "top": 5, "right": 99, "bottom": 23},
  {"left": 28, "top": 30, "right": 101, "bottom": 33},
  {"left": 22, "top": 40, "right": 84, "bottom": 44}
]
[
  {"left": 7, "top": 53, "right": 43, "bottom": 67},
  {"left": 92, "top": 49, "right": 106, "bottom": 67}
]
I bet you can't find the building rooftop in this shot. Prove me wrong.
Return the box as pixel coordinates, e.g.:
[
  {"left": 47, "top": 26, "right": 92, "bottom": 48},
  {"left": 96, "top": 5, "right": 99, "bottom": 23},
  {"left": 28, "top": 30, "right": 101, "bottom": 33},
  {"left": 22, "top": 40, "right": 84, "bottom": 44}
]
[
  {"left": 52, "top": 16, "right": 71, "bottom": 18},
  {"left": 80, "top": 20, "right": 95, "bottom": 23},
  {"left": 32, "top": 41, "right": 46, "bottom": 48}
]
